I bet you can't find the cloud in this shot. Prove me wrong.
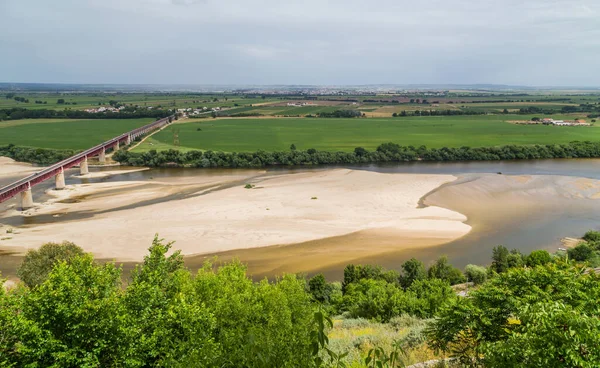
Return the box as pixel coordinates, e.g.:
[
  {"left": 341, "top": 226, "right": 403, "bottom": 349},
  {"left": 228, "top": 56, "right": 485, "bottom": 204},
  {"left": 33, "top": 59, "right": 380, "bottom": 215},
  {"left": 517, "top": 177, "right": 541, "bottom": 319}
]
[{"left": 1, "top": 0, "right": 599, "bottom": 86}]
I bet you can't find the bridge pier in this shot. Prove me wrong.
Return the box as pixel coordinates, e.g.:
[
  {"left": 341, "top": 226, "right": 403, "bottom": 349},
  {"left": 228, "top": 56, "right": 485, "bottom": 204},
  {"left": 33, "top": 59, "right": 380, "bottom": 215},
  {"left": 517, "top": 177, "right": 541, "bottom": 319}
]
[
  {"left": 98, "top": 147, "right": 106, "bottom": 163},
  {"left": 126, "top": 135, "right": 131, "bottom": 145},
  {"left": 114, "top": 141, "right": 120, "bottom": 151},
  {"left": 55, "top": 168, "right": 65, "bottom": 190},
  {"left": 80, "top": 157, "right": 89, "bottom": 175},
  {"left": 20, "top": 185, "right": 33, "bottom": 210}
]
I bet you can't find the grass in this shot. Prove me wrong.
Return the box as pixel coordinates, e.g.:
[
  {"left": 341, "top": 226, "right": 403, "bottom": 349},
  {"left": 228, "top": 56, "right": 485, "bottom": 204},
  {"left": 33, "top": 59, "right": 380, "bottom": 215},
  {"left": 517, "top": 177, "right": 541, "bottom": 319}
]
[
  {"left": 132, "top": 114, "right": 600, "bottom": 153},
  {"left": 0, "top": 93, "right": 281, "bottom": 111},
  {"left": 0, "top": 118, "right": 153, "bottom": 150},
  {"left": 327, "top": 316, "right": 438, "bottom": 366}
]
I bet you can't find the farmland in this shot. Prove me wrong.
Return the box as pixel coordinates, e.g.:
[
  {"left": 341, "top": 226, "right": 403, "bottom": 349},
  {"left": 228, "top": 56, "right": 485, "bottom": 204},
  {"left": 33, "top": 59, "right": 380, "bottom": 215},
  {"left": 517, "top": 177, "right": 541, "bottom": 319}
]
[
  {"left": 133, "top": 114, "right": 600, "bottom": 153},
  {"left": 0, "top": 118, "right": 152, "bottom": 150}
]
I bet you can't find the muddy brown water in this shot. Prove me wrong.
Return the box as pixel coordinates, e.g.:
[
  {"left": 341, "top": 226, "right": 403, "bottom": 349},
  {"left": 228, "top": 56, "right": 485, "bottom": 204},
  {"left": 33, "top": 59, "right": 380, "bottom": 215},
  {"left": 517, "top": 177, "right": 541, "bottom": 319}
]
[{"left": 4, "top": 160, "right": 600, "bottom": 281}]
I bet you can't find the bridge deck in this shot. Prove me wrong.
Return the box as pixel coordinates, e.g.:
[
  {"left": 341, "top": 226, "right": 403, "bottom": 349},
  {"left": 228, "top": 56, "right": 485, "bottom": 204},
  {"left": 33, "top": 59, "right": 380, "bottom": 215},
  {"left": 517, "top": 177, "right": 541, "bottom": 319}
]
[{"left": 0, "top": 116, "right": 172, "bottom": 204}]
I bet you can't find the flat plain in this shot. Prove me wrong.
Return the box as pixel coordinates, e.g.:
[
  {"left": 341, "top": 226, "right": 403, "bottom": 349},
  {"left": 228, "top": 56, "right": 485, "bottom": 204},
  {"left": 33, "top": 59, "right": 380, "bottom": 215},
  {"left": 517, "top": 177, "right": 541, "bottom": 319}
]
[
  {"left": 0, "top": 118, "right": 153, "bottom": 150},
  {"left": 133, "top": 114, "right": 598, "bottom": 153}
]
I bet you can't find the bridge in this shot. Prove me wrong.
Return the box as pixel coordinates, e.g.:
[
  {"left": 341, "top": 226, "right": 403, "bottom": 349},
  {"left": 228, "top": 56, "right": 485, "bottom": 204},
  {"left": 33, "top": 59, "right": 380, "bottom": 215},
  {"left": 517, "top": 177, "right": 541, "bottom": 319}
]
[{"left": 0, "top": 116, "right": 173, "bottom": 209}]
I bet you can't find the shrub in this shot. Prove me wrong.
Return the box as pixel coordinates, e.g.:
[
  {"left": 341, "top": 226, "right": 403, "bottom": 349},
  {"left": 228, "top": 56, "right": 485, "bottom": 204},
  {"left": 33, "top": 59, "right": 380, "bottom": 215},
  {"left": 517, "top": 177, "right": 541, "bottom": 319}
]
[
  {"left": 427, "top": 256, "right": 466, "bottom": 285},
  {"left": 17, "top": 242, "right": 85, "bottom": 288},
  {"left": 464, "top": 264, "right": 487, "bottom": 285},
  {"left": 525, "top": 250, "right": 553, "bottom": 267},
  {"left": 568, "top": 242, "right": 595, "bottom": 262}
]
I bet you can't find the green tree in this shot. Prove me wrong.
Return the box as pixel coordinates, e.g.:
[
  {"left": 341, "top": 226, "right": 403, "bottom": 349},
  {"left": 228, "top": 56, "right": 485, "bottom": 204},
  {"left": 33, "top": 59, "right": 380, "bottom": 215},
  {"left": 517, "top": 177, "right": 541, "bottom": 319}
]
[
  {"left": 428, "top": 263, "right": 600, "bottom": 365},
  {"left": 123, "top": 236, "right": 218, "bottom": 367},
  {"left": 491, "top": 245, "right": 510, "bottom": 273},
  {"left": 483, "top": 302, "right": 600, "bottom": 367},
  {"left": 427, "top": 256, "right": 466, "bottom": 285},
  {"left": 568, "top": 242, "right": 594, "bottom": 262},
  {"left": 525, "top": 250, "right": 553, "bottom": 267},
  {"left": 290, "top": 143, "right": 297, "bottom": 151},
  {"left": 308, "top": 273, "right": 331, "bottom": 303},
  {"left": 17, "top": 241, "right": 85, "bottom": 288},
  {"left": 507, "top": 249, "right": 524, "bottom": 269},
  {"left": 399, "top": 258, "right": 426, "bottom": 289},
  {"left": 57, "top": 98, "right": 65, "bottom": 104},
  {"left": 464, "top": 264, "right": 487, "bottom": 285},
  {"left": 21, "top": 254, "right": 125, "bottom": 367}
]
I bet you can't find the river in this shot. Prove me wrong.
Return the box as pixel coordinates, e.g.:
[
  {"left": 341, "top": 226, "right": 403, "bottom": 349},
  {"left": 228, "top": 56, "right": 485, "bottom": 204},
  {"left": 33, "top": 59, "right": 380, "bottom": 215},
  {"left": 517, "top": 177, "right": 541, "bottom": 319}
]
[{"left": 2, "top": 159, "right": 600, "bottom": 280}]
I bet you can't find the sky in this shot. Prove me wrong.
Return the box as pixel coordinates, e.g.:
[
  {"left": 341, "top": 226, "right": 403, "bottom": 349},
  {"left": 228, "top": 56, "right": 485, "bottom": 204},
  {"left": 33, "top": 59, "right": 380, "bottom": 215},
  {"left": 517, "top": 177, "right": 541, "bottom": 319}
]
[{"left": 1, "top": 0, "right": 599, "bottom": 86}]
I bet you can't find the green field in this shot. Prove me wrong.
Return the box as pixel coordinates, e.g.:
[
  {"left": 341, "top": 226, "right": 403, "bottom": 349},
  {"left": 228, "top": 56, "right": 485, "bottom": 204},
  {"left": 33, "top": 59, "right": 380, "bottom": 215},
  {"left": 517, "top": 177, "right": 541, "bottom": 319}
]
[
  {"left": 0, "top": 118, "right": 153, "bottom": 150},
  {"left": 0, "top": 93, "right": 280, "bottom": 111},
  {"left": 133, "top": 115, "right": 599, "bottom": 153}
]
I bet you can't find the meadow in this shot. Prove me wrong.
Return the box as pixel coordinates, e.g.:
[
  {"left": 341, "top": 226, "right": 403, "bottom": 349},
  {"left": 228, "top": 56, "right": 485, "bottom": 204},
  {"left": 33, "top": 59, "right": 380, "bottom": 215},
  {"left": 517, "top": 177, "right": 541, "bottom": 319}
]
[
  {"left": 0, "top": 93, "right": 278, "bottom": 111},
  {"left": 0, "top": 118, "right": 152, "bottom": 150},
  {"left": 133, "top": 114, "right": 599, "bottom": 153}
]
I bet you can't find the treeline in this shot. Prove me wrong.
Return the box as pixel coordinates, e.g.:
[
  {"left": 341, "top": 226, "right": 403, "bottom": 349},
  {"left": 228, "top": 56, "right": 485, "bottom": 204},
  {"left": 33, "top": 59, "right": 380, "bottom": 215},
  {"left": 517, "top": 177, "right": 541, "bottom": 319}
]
[
  {"left": 393, "top": 109, "right": 486, "bottom": 117},
  {"left": 519, "top": 104, "right": 600, "bottom": 115},
  {"left": 0, "top": 144, "right": 75, "bottom": 165},
  {"left": 111, "top": 141, "right": 600, "bottom": 169},
  {"left": 314, "top": 109, "right": 363, "bottom": 118},
  {"left": 0, "top": 107, "right": 173, "bottom": 121}
]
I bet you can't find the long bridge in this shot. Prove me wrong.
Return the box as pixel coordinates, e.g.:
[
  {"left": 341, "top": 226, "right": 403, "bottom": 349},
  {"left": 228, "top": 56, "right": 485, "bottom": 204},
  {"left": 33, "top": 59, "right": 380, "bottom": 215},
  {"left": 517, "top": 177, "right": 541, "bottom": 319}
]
[{"left": 0, "top": 116, "right": 173, "bottom": 209}]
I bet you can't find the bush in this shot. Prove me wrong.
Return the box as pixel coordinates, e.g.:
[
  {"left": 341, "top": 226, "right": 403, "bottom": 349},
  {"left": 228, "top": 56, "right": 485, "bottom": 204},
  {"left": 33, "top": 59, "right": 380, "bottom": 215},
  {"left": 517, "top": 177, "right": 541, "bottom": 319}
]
[
  {"left": 427, "top": 256, "right": 466, "bottom": 285},
  {"left": 464, "top": 264, "right": 487, "bottom": 285},
  {"left": 525, "top": 250, "right": 553, "bottom": 267},
  {"left": 17, "top": 241, "right": 85, "bottom": 288},
  {"left": 583, "top": 230, "right": 600, "bottom": 243},
  {"left": 568, "top": 242, "right": 595, "bottom": 262}
]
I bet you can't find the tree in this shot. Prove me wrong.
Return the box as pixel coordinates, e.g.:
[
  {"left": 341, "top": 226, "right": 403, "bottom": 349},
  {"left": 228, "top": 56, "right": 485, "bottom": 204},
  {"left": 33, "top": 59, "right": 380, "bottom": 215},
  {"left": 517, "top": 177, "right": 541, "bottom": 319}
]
[
  {"left": 507, "top": 249, "right": 524, "bottom": 269},
  {"left": 399, "top": 258, "right": 426, "bottom": 289},
  {"left": 428, "top": 263, "right": 600, "bottom": 365},
  {"left": 354, "top": 147, "right": 367, "bottom": 157},
  {"left": 491, "top": 245, "right": 510, "bottom": 273},
  {"left": 464, "top": 264, "right": 487, "bottom": 285},
  {"left": 427, "top": 256, "right": 466, "bottom": 285},
  {"left": 20, "top": 254, "right": 125, "bottom": 367},
  {"left": 57, "top": 99, "right": 65, "bottom": 104},
  {"left": 583, "top": 230, "right": 600, "bottom": 243},
  {"left": 485, "top": 302, "right": 600, "bottom": 367},
  {"left": 290, "top": 143, "right": 297, "bottom": 151},
  {"left": 568, "top": 242, "right": 594, "bottom": 262},
  {"left": 525, "top": 250, "right": 552, "bottom": 267},
  {"left": 17, "top": 241, "right": 85, "bottom": 288},
  {"left": 123, "top": 236, "right": 219, "bottom": 366},
  {"left": 308, "top": 273, "right": 331, "bottom": 303}
]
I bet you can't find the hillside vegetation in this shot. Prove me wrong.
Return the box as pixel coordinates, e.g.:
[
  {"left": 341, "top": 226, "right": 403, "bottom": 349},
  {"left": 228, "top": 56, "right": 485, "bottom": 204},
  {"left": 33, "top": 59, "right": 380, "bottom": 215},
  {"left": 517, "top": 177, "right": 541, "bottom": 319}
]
[{"left": 3, "top": 232, "right": 600, "bottom": 367}]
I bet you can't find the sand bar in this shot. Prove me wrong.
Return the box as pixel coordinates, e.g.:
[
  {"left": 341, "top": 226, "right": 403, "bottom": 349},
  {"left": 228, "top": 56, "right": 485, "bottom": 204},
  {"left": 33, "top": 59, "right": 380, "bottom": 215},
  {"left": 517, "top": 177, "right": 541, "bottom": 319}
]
[
  {"left": 0, "top": 168, "right": 471, "bottom": 261},
  {"left": 0, "top": 157, "right": 39, "bottom": 177}
]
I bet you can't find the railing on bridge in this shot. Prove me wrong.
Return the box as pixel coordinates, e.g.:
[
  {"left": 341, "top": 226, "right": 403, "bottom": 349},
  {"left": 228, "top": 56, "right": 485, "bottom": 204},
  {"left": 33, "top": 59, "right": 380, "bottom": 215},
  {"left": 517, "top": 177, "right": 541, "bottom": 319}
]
[{"left": 0, "top": 115, "right": 174, "bottom": 206}]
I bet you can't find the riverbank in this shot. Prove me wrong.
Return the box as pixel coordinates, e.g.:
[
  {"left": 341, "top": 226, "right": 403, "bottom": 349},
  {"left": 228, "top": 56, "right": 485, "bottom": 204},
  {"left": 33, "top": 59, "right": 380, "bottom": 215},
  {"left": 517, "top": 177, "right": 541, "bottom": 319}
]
[
  {"left": 0, "top": 157, "right": 38, "bottom": 176},
  {"left": 0, "top": 169, "right": 470, "bottom": 266}
]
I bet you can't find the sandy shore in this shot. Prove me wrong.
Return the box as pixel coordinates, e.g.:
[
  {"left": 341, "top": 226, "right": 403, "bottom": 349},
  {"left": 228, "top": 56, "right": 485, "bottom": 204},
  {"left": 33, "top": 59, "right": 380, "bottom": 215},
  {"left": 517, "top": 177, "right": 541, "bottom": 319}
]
[
  {"left": 0, "top": 169, "right": 470, "bottom": 261},
  {"left": 0, "top": 157, "right": 39, "bottom": 176}
]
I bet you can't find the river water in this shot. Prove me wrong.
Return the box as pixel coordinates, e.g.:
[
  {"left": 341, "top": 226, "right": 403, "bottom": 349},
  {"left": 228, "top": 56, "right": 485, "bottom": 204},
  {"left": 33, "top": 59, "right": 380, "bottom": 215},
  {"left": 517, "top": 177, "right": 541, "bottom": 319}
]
[{"left": 3, "top": 159, "right": 600, "bottom": 280}]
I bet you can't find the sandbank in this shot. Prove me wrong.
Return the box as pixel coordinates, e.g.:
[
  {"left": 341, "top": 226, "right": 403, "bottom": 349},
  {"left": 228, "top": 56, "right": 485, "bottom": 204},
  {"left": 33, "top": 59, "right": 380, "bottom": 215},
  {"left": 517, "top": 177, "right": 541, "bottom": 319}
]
[{"left": 0, "top": 169, "right": 470, "bottom": 261}]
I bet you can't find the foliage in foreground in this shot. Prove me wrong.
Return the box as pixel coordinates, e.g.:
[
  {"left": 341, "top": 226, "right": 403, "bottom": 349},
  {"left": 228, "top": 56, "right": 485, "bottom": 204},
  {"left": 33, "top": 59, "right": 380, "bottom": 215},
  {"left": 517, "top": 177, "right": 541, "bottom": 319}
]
[
  {"left": 428, "top": 263, "right": 600, "bottom": 367},
  {"left": 1, "top": 237, "right": 316, "bottom": 367},
  {"left": 5, "top": 234, "right": 600, "bottom": 367}
]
